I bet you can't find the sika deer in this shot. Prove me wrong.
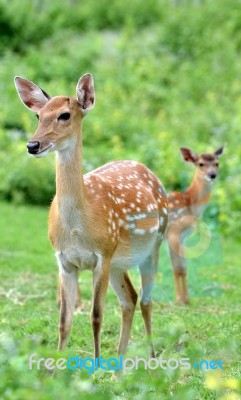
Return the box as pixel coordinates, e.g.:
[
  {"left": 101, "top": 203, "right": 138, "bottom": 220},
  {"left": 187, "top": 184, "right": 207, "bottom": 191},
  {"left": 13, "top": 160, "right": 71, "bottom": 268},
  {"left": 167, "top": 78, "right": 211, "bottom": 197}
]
[
  {"left": 14, "top": 74, "right": 168, "bottom": 357},
  {"left": 167, "top": 147, "right": 223, "bottom": 304}
]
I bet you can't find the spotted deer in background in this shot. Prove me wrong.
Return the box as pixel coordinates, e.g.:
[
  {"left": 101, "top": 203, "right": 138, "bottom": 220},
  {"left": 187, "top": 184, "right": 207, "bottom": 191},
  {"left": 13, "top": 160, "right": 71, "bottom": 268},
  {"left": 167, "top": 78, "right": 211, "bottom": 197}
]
[
  {"left": 167, "top": 146, "right": 224, "bottom": 304},
  {"left": 14, "top": 74, "right": 168, "bottom": 358}
]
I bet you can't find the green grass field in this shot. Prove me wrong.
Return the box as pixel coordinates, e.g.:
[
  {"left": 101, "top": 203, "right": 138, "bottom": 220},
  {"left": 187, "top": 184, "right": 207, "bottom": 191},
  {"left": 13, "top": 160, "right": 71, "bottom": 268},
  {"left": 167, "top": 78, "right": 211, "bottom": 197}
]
[{"left": 0, "top": 201, "right": 240, "bottom": 399}]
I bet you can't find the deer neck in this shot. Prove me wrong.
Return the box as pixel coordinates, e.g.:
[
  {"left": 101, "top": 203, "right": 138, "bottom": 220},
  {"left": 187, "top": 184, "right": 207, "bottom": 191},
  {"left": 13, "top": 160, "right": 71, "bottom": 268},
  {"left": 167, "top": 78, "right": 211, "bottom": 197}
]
[
  {"left": 55, "top": 133, "right": 86, "bottom": 215},
  {"left": 185, "top": 172, "right": 213, "bottom": 216}
]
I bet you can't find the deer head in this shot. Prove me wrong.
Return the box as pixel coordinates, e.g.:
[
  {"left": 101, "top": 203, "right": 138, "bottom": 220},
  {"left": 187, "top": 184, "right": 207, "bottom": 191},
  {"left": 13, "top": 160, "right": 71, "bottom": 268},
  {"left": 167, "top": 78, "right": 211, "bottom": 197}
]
[
  {"left": 180, "top": 146, "right": 224, "bottom": 183},
  {"left": 14, "top": 74, "right": 95, "bottom": 157}
]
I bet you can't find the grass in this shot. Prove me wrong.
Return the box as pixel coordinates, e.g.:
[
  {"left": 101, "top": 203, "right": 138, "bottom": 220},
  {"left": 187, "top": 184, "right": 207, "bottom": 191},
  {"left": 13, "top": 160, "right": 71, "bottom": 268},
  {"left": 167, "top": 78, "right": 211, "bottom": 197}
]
[{"left": 0, "top": 200, "right": 240, "bottom": 400}]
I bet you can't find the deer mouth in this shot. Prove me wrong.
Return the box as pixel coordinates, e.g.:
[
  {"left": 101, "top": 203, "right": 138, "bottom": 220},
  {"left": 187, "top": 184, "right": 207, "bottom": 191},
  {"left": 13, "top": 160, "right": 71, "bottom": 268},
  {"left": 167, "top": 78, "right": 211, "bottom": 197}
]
[{"left": 34, "top": 143, "right": 54, "bottom": 158}]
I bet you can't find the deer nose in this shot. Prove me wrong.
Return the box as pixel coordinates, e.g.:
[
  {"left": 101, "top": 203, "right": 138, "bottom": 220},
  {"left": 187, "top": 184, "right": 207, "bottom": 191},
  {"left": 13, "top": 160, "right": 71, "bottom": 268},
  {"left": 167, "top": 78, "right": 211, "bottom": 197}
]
[
  {"left": 27, "top": 141, "right": 40, "bottom": 154},
  {"left": 209, "top": 173, "right": 217, "bottom": 180}
]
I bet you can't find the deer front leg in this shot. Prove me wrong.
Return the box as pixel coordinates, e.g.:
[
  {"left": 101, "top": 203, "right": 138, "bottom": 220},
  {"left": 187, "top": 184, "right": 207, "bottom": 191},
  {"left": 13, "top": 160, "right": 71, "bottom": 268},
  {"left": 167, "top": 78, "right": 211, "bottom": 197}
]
[
  {"left": 57, "top": 255, "right": 78, "bottom": 350},
  {"left": 91, "top": 257, "right": 110, "bottom": 358},
  {"left": 173, "top": 267, "right": 189, "bottom": 305}
]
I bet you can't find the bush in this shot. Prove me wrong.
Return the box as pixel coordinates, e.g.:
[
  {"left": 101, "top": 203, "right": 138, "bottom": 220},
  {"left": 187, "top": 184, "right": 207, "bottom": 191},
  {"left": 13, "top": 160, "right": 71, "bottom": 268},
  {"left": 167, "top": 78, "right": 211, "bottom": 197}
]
[{"left": 0, "top": 138, "right": 55, "bottom": 205}]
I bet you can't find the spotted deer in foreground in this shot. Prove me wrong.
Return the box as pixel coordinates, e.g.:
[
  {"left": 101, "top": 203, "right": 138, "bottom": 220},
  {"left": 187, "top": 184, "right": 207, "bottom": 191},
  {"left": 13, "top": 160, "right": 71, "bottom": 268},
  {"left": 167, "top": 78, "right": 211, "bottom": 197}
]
[
  {"left": 167, "top": 146, "right": 224, "bottom": 305},
  {"left": 14, "top": 74, "right": 168, "bottom": 358}
]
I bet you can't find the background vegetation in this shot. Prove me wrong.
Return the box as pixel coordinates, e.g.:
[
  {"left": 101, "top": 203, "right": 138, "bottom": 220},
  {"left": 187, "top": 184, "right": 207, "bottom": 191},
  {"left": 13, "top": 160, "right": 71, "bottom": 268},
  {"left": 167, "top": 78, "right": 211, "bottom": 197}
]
[
  {"left": 0, "top": 0, "right": 240, "bottom": 399},
  {"left": 0, "top": 0, "right": 241, "bottom": 235}
]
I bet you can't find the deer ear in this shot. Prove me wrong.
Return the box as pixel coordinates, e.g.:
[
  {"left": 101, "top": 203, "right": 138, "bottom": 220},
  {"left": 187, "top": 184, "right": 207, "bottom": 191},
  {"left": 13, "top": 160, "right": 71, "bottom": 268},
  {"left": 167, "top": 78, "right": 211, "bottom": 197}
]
[
  {"left": 76, "top": 73, "right": 95, "bottom": 113},
  {"left": 214, "top": 145, "right": 224, "bottom": 157},
  {"left": 180, "top": 147, "right": 197, "bottom": 163},
  {"left": 14, "top": 77, "right": 51, "bottom": 112}
]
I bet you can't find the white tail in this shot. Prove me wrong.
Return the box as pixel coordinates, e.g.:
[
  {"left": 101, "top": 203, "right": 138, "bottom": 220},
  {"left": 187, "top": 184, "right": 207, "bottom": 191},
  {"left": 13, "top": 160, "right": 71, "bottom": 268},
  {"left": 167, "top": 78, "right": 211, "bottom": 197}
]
[
  {"left": 167, "top": 146, "right": 224, "bottom": 304},
  {"left": 14, "top": 74, "right": 168, "bottom": 358}
]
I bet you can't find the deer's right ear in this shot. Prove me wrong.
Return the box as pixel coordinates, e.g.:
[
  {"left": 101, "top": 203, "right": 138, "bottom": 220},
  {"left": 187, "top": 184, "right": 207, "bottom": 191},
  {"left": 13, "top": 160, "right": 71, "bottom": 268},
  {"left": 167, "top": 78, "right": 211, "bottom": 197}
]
[
  {"left": 14, "top": 77, "right": 51, "bottom": 112},
  {"left": 180, "top": 148, "right": 197, "bottom": 163}
]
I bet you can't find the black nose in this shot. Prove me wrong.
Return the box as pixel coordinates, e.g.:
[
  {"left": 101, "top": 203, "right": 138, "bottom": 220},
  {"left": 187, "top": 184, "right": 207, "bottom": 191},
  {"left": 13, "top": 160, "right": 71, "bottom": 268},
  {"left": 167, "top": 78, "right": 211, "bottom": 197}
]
[
  {"left": 209, "top": 173, "right": 217, "bottom": 180},
  {"left": 27, "top": 141, "right": 40, "bottom": 154}
]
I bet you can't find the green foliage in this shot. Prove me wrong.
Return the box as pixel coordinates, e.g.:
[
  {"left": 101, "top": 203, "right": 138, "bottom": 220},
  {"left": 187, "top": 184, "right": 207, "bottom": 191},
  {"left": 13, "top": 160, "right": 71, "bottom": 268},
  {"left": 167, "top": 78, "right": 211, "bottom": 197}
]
[
  {"left": 0, "top": 0, "right": 240, "bottom": 236},
  {"left": 0, "top": 135, "right": 55, "bottom": 205},
  {"left": 0, "top": 0, "right": 167, "bottom": 53}
]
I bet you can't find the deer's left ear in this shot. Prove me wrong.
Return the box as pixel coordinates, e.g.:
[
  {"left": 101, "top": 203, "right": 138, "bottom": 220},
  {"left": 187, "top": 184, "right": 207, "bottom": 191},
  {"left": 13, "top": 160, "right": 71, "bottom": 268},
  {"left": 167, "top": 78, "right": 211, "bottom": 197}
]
[
  {"left": 76, "top": 73, "right": 95, "bottom": 114},
  {"left": 214, "top": 146, "right": 224, "bottom": 157}
]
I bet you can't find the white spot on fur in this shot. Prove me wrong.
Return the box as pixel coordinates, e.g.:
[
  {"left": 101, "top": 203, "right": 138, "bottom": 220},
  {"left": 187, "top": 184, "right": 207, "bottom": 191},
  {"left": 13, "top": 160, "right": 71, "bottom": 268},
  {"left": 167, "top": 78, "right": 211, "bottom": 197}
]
[
  {"left": 134, "top": 228, "right": 146, "bottom": 235},
  {"left": 147, "top": 225, "right": 159, "bottom": 233},
  {"left": 128, "top": 223, "right": 135, "bottom": 229}
]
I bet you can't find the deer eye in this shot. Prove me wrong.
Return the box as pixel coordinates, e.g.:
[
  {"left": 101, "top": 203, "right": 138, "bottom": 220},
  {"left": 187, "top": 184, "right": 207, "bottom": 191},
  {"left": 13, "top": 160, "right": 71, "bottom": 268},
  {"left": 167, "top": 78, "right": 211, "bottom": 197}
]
[
  {"left": 58, "top": 112, "right": 70, "bottom": 121},
  {"left": 215, "top": 163, "right": 219, "bottom": 167},
  {"left": 199, "top": 163, "right": 204, "bottom": 167}
]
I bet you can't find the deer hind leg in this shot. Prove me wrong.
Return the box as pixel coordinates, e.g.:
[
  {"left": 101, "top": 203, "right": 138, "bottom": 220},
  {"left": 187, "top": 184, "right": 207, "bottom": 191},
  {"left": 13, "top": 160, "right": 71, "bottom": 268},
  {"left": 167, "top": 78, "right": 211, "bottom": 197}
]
[
  {"left": 57, "top": 257, "right": 78, "bottom": 350},
  {"left": 91, "top": 257, "right": 110, "bottom": 359},
  {"left": 168, "top": 233, "right": 189, "bottom": 305},
  {"left": 139, "top": 239, "right": 161, "bottom": 358},
  {"left": 57, "top": 274, "right": 81, "bottom": 310},
  {"left": 75, "top": 283, "right": 81, "bottom": 309},
  {"left": 110, "top": 270, "right": 138, "bottom": 355}
]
